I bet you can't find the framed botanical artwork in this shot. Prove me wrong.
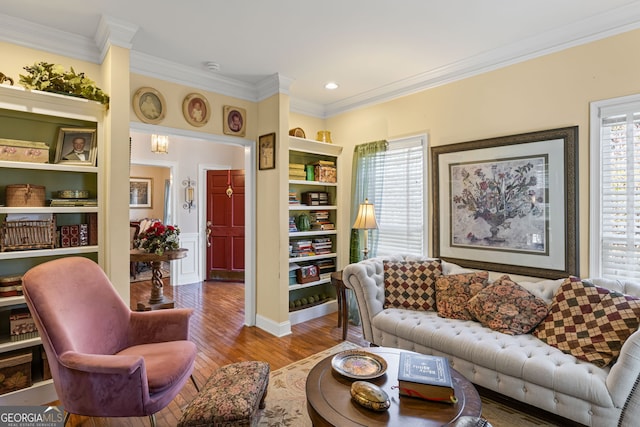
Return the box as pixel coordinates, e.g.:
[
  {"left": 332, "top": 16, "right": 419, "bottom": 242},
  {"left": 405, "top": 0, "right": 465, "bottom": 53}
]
[
  {"left": 132, "top": 87, "right": 166, "bottom": 124},
  {"left": 129, "top": 177, "right": 153, "bottom": 209},
  {"left": 258, "top": 132, "right": 276, "bottom": 170},
  {"left": 431, "top": 126, "right": 578, "bottom": 279},
  {"left": 183, "top": 93, "right": 211, "bottom": 127},
  {"left": 54, "top": 127, "right": 97, "bottom": 166},
  {"left": 223, "top": 105, "right": 246, "bottom": 137}
]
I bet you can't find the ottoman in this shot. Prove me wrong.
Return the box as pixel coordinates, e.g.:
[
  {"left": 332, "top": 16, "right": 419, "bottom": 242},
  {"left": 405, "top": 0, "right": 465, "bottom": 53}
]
[{"left": 178, "top": 361, "right": 270, "bottom": 427}]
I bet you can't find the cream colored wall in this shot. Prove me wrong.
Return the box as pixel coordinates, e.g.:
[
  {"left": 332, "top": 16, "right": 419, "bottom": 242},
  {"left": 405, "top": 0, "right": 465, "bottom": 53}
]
[
  {"left": 327, "top": 28, "right": 640, "bottom": 278},
  {"left": 129, "top": 74, "right": 258, "bottom": 140},
  {"left": 129, "top": 165, "right": 170, "bottom": 221},
  {"left": 289, "top": 112, "right": 326, "bottom": 142}
]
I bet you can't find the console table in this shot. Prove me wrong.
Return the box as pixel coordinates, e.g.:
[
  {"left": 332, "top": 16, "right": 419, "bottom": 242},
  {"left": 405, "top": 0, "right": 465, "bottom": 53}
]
[{"left": 130, "top": 248, "right": 187, "bottom": 311}]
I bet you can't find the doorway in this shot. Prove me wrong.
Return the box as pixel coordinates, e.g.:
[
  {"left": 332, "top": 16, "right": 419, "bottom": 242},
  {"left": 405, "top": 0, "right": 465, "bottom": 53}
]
[{"left": 206, "top": 169, "right": 245, "bottom": 281}]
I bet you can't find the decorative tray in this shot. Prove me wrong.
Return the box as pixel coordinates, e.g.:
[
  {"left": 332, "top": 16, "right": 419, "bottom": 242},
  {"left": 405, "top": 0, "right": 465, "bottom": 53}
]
[{"left": 331, "top": 350, "right": 387, "bottom": 380}]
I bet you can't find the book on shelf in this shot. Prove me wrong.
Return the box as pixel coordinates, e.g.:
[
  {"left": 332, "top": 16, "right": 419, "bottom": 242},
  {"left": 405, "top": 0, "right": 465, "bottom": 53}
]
[
  {"left": 50, "top": 198, "right": 98, "bottom": 207},
  {"left": 397, "top": 352, "right": 456, "bottom": 403}
]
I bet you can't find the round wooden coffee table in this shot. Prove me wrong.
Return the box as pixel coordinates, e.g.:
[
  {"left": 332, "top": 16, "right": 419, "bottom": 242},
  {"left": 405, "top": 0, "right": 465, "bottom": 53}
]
[{"left": 306, "top": 347, "right": 481, "bottom": 427}]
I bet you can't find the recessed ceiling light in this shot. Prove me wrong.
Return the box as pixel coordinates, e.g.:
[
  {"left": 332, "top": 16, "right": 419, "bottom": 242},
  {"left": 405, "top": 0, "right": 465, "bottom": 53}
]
[{"left": 325, "top": 82, "right": 339, "bottom": 90}]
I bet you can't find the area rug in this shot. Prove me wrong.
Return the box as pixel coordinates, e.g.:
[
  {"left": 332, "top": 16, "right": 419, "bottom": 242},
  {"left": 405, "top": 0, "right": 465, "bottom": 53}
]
[{"left": 257, "top": 342, "right": 561, "bottom": 427}]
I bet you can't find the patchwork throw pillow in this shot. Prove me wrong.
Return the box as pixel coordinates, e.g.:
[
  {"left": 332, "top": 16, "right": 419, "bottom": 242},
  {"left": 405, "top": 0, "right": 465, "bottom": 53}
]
[
  {"left": 468, "top": 275, "right": 549, "bottom": 335},
  {"left": 533, "top": 276, "right": 640, "bottom": 367},
  {"left": 435, "top": 272, "right": 489, "bottom": 320},
  {"left": 383, "top": 260, "right": 442, "bottom": 311}
]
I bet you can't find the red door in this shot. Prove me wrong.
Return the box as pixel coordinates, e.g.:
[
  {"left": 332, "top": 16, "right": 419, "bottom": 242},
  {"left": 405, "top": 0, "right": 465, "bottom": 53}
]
[{"left": 206, "top": 170, "right": 245, "bottom": 281}]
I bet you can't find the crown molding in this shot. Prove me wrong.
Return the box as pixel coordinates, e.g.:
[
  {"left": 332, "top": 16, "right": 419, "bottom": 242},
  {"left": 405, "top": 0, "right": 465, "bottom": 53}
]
[
  {"left": 323, "top": 2, "right": 640, "bottom": 117},
  {"left": 0, "top": 12, "right": 100, "bottom": 63},
  {"left": 256, "top": 73, "right": 295, "bottom": 101},
  {"left": 95, "top": 15, "right": 139, "bottom": 62},
  {"left": 290, "top": 97, "right": 326, "bottom": 118}
]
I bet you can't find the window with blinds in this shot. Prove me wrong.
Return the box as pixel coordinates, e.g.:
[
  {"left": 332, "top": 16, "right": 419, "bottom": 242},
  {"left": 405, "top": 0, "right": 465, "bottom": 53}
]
[
  {"left": 590, "top": 95, "right": 640, "bottom": 280},
  {"left": 373, "top": 136, "right": 426, "bottom": 256}
]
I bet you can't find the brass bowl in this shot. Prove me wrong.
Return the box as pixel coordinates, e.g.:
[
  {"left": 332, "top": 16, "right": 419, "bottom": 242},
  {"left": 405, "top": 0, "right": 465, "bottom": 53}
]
[{"left": 58, "top": 190, "right": 89, "bottom": 199}]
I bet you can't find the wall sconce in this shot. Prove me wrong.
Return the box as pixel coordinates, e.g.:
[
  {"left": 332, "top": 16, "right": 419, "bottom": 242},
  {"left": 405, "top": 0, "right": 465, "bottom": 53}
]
[
  {"left": 151, "top": 134, "right": 169, "bottom": 154},
  {"left": 352, "top": 198, "right": 379, "bottom": 259},
  {"left": 183, "top": 177, "right": 195, "bottom": 212}
]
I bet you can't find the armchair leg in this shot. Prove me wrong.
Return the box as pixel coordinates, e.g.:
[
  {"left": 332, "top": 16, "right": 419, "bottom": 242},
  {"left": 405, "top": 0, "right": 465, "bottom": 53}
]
[
  {"left": 63, "top": 412, "right": 70, "bottom": 426},
  {"left": 190, "top": 374, "right": 200, "bottom": 393},
  {"left": 149, "top": 414, "right": 157, "bottom": 427}
]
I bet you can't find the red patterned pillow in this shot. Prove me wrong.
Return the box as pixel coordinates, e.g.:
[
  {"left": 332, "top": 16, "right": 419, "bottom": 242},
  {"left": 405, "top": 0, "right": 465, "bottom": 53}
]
[
  {"left": 533, "top": 277, "right": 640, "bottom": 367},
  {"left": 383, "top": 260, "right": 442, "bottom": 311},
  {"left": 468, "top": 275, "right": 549, "bottom": 335},
  {"left": 435, "top": 272, "right": 489, "bottom": 320}
]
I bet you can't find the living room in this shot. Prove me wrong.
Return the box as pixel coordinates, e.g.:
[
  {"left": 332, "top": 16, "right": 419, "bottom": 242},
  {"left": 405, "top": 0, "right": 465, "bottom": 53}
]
[{"left": 1, "top": 2, "right": 640, "bottom": 426}]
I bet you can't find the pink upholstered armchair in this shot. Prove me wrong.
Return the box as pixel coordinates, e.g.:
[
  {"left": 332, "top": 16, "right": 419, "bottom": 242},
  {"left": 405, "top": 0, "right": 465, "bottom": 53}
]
[{"left": 22, "top": 257, "right": 198, "bottom": 426}]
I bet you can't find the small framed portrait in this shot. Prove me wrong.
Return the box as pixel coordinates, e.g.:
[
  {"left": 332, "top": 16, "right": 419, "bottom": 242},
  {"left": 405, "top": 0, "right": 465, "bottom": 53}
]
[
  {"left": 129, "top": 177, "right": 152, "bottom": 209},
  {"left": 132, "top": 87, "right": 166, "bottom": 124},
  {"left": 258, "top": 132, "right": 276, "bottom": 170},
  {"left": 223, "top": 105, "right": 246, "bottom": 137},
  {"left": 54, "top": 128, "right": 97, "bottom": 166},
  {"left": 183, "top": 93, "right": 211, "bottom": 127}
]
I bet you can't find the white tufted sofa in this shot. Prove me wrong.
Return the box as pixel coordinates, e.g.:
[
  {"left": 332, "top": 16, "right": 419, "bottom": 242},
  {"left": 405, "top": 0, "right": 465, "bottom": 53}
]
[{"left": 342, "top": 255, "right": 640, "bottom": 427}]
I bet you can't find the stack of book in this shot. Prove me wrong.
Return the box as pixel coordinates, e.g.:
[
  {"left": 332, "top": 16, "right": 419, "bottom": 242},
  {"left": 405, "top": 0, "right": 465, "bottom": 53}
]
[
  {"left": 290, "top": 240, "right": 314, "bottom": 258},
  {"left": 50, "top": 198, "right": 97, "bottom": 207},
  {"left": 289, "top": 163, "right": 306, "bottom": 180},
  {"left": 310, "top": 210, "right": 335, "bottom": 230},
  {"left": 9, "top": 308, "right": 38, "bottom": 342},
  {"left": 288, "top": 191, "right": 300, "bottom": 205},
  {"left": 288, "top": 216, "right": 298, "bottom": 232},
  {"left": 397, "top": 352, "right": 456, "bottom": 403},
  {"left": 311, "top": 237, "right": 332, "bottom": 255}
]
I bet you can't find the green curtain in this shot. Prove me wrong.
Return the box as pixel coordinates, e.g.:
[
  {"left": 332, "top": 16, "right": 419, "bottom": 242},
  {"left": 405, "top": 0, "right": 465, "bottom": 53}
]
[
  {"left": 347, "top": 140, "right": 388, "bottom": 326},
  {"left": 349, "top": 140, "right": 388, "bottom": 263}
]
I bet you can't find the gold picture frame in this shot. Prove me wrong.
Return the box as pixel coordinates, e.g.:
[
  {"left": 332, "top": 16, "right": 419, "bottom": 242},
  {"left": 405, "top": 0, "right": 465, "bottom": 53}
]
[
  {"left": 183, "top": 93, "right": 211, "bottom": 127},
  {"left": 132, "top": 87, "right": 166, "bottom": 124},
  {"left": 223, "top": 105, "right": 246, "bottom": 137},
  {"left": 54, "top": 127, "right": 97, "bottom": 166},
  {"left": 258, "top": 132, "right": 276, "bottom": 170}
]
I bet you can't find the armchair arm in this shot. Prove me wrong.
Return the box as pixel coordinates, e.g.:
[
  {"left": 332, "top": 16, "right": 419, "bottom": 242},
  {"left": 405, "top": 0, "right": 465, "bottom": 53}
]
[
  {"left": 59, "top": 351, "right": 144, "bottom": 375},
  {"left": 128, "top": 308, "right": 194, "bottom": 345}
]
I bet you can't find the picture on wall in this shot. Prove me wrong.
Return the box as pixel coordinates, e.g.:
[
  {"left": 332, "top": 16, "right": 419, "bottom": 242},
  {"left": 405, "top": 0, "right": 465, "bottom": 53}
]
[
  {"left": 183, "top": 93, "right": 211, "bottom": 127},
  {"left": 223, "top": 105, "right": 246, "bottom": 137},
  {"left": 431, "top": 126, "right": 578, "bottom": 279},
  {"left": 132, "top": 87, "right": 166, "bottom": 124},
  {"left": 129, "top": 177, "right": 153, "bottom": 209}
]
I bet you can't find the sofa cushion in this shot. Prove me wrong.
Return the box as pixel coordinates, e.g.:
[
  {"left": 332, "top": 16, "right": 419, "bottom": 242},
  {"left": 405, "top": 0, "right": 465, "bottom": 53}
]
[
  {"left": 468, "top": 275, "right": 549, "bottom": 335},
  {"left": 435, "top": 272, "right": 489, "bottom": 320},
  {"left": 383, "top": 259, "right": 442, "bottom": 311},
  {"left": 533, "top": 276, "right": 640, "bottom": 367}
]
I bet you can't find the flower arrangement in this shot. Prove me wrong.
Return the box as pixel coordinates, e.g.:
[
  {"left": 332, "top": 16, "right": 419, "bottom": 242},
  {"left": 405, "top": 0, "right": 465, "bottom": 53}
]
[
  {"left": 134, "top": 221, "right": 180, "bottom": 255},
  {"left": 453, "top": 161, "right": 542, "bottom": 242},
  {"left": 19, "top": 62, "right": 110, "bottom": 106}
]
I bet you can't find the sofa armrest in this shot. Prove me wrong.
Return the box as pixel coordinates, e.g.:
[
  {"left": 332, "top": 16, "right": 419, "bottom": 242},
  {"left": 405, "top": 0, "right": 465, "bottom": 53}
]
[
  {"left": 343, "top": 258, "right": 386, "bottom": 342},
  {"left": 608, "top": 329, "right": 640, "bottom": 425}
]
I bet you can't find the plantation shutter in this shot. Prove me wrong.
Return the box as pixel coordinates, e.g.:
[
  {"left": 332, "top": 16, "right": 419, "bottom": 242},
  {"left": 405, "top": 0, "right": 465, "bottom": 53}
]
[
  {"left": 597, "top": 102, "right": 640, "bottom": 280},
  {"left": 374, "top": 136, "right": 425, "bottom": 256}
]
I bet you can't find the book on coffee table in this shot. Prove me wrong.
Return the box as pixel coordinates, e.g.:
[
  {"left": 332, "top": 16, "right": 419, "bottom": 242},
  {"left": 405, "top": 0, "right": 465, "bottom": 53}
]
[{"left": 397, "top": 352, "right": 456, "bottom": 403}]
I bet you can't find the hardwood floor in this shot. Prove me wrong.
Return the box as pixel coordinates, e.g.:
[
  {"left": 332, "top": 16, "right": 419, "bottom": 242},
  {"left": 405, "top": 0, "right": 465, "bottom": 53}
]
[{"left": 63, "top": 278, "right": 367, "bottom": 426}]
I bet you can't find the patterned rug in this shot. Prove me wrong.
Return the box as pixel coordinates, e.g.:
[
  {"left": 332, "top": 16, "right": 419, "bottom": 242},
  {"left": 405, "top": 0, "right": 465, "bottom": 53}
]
[{"left": 257, "top": 342, "right": 562, "bottom": 427}]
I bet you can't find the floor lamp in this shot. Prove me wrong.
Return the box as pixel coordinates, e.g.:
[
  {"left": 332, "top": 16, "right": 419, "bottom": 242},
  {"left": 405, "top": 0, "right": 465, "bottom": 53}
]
[{"left": 353, "top": 198, "right": 378, "bottom": 259}]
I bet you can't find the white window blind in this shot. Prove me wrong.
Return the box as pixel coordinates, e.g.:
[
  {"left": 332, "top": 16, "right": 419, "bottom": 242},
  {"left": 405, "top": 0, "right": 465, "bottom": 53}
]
[
  {"left": 374, "top": 136, "right": 426, "bottom": 256},
  {"left": 591, "top": 95, "right": 640, "bottom": 280}
]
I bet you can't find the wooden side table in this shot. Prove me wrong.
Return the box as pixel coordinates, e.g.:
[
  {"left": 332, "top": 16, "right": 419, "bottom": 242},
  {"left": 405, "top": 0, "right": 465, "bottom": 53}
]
[
  {"left": 330, "top": 271, "right": 348, "bottom": 340},
  {"left": 130, "top": 248, "right": 188, "bottom": 311}
]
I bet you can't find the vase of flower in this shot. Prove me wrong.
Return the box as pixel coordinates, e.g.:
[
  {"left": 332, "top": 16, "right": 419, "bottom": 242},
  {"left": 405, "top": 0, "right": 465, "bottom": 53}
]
[{"left": 134, "top": 221, "right": 180, "bottom": 255}]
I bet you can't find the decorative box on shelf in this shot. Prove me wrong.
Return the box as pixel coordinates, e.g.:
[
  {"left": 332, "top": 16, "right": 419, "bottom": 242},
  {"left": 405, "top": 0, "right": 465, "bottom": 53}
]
[
  {"left": 0, "top": 275, "right": 23, "bottom": 297},
  {"left": 296, "top": 264, "right": 320, "bottom": 284},
  {"left": 314, "top": 165, "right": 336, "bottom": 183},
  {"left": 5, "top": 184, "right": 46, "bottom": 207},
  {"left": 0, "top": 138, "right": 49, "bottom": 163},
  {"left": 0, "top": 349, "right": 33, "bottom": 394},
  {"left": 0, "top": 214, "right": 56, "bottom": 252},
  {"left": 302, "top": 192, "right": 329, "bottom": 206},
  {"left": 9, "top": 307, "right": 38, "bottom": 342}
]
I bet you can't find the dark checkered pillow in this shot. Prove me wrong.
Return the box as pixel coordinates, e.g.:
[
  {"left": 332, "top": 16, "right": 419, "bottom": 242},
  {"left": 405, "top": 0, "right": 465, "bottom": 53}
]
[
  {"left": 383, "top": 260, "right": 442, "bottom": 311},
  {"left": 533, "top": 277, "right": 640, "bottom": 367}
]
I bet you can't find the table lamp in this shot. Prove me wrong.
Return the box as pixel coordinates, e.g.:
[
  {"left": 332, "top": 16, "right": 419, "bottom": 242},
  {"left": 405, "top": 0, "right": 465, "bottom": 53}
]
[{"left": 353, "top": 198, "right": 378, "bottom": 259}]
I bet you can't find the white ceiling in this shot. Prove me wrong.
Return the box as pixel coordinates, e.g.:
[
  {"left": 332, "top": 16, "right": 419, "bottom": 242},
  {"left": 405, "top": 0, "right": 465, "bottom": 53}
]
[{"left": 2, "top": 0, "right": 640, "bottom": 117}]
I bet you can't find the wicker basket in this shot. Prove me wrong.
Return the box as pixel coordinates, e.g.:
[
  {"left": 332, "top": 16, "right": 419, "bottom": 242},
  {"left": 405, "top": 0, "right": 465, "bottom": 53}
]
[
  {"left": 1, "top": 219, "right": 56, "bottom": 251},
  {"left": 6, "top": 184, "right": 46, "bottom": 207}
]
